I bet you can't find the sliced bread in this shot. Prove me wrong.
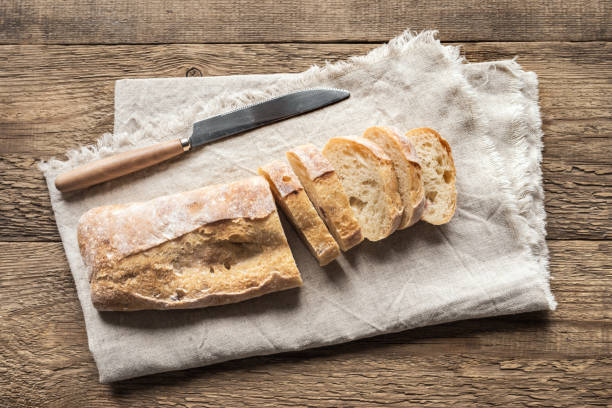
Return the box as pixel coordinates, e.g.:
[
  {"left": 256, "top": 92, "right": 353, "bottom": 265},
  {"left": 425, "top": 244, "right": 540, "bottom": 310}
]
[
  {"left": 322, "top": 136, "right": 403, "bottom": 241},
  {"left": 259, "top": 160, "right": 340, "bottom": 266},
  {"left": 286, "top": 144, "right": 363, "bottom": 251},
  {"left": 363, "top": 126, "right": 426, "bottom": 229},
  {"left": 404, "top": 127, "right": 456, "bottom": 225}
]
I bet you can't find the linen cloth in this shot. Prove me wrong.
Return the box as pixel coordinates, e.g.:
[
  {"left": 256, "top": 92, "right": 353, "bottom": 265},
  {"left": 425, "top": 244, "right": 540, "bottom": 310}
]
[{"left": 39, "top": 31, "right": 555, "bottom": 383}]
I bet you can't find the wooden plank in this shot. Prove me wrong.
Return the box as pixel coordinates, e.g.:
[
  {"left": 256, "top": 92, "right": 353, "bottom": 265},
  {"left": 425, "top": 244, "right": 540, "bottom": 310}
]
[
  {"left": 1, "top": 153, "right": 609, "bottom": 242},
  {"left": 1, "top": 0, "right": 610, "bottom": 44},
  {"left": 0, "top": 155, "right": 57, "bottom": 241},
  {"left": 544, "top": 163, "right": 611, "bottom": 240},
  {"left": 1, "top": 42, "right": 609, "bottom": 156},
  {"left": 0, "top": 42, "right": 610, "bottom": 241},
  {"left": 0, "top": 240, "right": 610, "bottom": 406}
]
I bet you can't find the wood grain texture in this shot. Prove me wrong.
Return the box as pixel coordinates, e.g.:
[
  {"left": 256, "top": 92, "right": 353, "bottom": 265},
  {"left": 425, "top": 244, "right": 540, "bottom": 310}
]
[
  {"left": 2, "top": 42, "right": 609, "bottom": 155},
  {"left": 0, "top": 240, "right": 610, "bottom": 407},
  {"left": 1, "top": 0, "right": 610, "bottom": 44},
  {"left": 3, "top": 154, "right": 610, "bottom": 242},
  {"left": 1, "top": 2, "right": 611, "bottom": 404},
  {"left": 1, "top": 42, "right": 610, "bottom": 241}
]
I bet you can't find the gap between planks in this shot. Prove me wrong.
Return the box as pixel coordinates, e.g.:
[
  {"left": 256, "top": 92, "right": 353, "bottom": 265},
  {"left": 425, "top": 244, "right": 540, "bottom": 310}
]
[{"left": 1, "top": 41, "right": 610, "bottom": 241}]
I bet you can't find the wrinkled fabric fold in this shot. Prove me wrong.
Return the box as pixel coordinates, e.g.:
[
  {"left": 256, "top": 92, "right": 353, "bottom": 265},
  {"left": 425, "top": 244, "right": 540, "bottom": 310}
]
[{"left": 39, "top": 30, "right": 555, "bottom": 383}]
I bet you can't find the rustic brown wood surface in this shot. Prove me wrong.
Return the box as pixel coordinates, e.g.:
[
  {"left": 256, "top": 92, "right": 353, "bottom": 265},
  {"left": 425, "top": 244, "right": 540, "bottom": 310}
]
[
  {"left": 1, "top": 1, "right": 610, "bottom": 406},
  {"left": 1, "top": 0, "right": 610, "bottom": 43}
]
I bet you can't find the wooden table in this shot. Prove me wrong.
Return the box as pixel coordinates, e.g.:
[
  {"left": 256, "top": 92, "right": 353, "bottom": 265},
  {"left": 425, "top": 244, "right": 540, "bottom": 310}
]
[{"left": 1, "top": 1, "right": 610, "bottom": 406}]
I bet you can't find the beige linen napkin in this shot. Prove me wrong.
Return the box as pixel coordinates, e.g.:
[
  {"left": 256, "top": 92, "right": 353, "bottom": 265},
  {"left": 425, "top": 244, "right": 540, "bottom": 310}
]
[{"left": 40, "top": 31, "right": 555, "bottom": 383}]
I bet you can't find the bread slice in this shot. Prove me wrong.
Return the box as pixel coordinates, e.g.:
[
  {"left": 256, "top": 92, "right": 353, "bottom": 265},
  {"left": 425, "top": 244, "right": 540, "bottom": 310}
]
[
  {"left": 259, "top": 160, "right": 340, "bottom": 266},
  {"left": 363, "top": 126, "right": 426, "bottom": 229},
  {"left": 77, "top": 176, "right": 302, "bottom": 311},
  {"left": 404, "top": 128, "right": 457, "bottom": 225},
  {"left": 286, "top": 144, "right": 363, "bottom": 251},
  {"left": 322, "top": 136, "right": 403, "bottom": 241}
]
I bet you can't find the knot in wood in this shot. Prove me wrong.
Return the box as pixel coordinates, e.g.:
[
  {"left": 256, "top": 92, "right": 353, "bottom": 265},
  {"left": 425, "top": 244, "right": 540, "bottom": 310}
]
[{"left": 186, "top": 67, "right": 203, "bottom": 77}]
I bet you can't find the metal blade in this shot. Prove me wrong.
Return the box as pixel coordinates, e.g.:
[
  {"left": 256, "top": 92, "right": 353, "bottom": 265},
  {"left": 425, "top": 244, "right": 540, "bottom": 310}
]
[{"left": 189, "top": 88, "right": 350, "bottom": 148}]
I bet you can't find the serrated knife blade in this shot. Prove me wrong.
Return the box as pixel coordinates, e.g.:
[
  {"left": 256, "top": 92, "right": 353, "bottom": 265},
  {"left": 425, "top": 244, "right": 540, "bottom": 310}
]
[{"left": 188, "top": 88, "right": 350, "bottom": 148}]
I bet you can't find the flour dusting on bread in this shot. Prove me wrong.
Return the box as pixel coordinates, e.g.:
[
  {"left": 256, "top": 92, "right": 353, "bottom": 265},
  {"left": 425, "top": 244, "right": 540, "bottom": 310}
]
[
  {"left": 287, "top": 144, "right": 335, "bottom": 180},
  {"left": 78, "top": 177, "right": 276, "bottom": 268}
]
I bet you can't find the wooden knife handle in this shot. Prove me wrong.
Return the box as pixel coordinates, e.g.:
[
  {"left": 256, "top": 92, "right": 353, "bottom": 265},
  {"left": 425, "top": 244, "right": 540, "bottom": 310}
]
[{"left": 54, "top": 139, "right": 187, "bottom": 192}]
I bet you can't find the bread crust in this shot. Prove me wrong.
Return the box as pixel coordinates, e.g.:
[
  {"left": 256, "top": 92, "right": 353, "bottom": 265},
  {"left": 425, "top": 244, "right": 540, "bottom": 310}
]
[
  {"left": 78, "top": 177, "right": 277, "bottom": 272},
  {"left": 259, "top": 160, "right": 340, "bottom": 266},
  {"left": 286, "top": 145, "right": 363, "bottom": 251},
  {"left": 286, "top": 143, "right": 335, "bottom": 180},
  {"left": 323, "top": 136, "right": 403, "bottom": 240},
  {"left": 78, "top": 177, "right": 302, "bottom": 311},
  {"left": 257, "top": 160, "right": 302, "bottom": 199},
  {"left": 332, "top": 135, "right": 392, "bottom": 161},
  {"left": 363, "top": 126, "right": 425, "bottom": 229},
  {"left": 405, "top": 127, "right": 457, "bottom": 225}
]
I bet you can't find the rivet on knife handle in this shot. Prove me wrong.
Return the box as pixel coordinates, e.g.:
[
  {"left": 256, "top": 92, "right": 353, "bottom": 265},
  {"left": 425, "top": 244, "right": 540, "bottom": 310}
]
[{"left": 54, "top": 139, "right": 187, "bottom": 192}]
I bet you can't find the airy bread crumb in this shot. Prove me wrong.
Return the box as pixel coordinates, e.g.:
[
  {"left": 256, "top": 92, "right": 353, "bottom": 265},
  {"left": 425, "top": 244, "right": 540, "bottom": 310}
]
[
  {"left": 322, "top": 136, "right": 403, "bottom": 241},
  {"left": 405, "top": 128, "right": 457, "bottom": 225}
]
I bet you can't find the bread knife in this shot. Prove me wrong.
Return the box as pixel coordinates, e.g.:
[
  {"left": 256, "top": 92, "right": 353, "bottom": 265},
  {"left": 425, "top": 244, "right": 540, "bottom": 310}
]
[{"left": 54, "top": 88, "right": 350, "bottom": 192}]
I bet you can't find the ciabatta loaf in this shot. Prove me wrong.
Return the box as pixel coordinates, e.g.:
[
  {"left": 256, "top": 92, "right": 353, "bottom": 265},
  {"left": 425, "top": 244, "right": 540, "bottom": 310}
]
[
  {"left": 322, "top": 136, "right": 403, "bottom": 241},
  {"left": 77, "top": 176, "right": 302, "bottom": 311},
  {"left": 405, "top": 128, "right": 457, "bottom": 224},
  {"left": 259, "top": 160, "right": 340, "bottom": 266},
  {"left": 286, "top": 144, "right": 363, "bottom": 251},
  {"left": 363, "top": 126, "right": 426, "bottom": 228}
]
